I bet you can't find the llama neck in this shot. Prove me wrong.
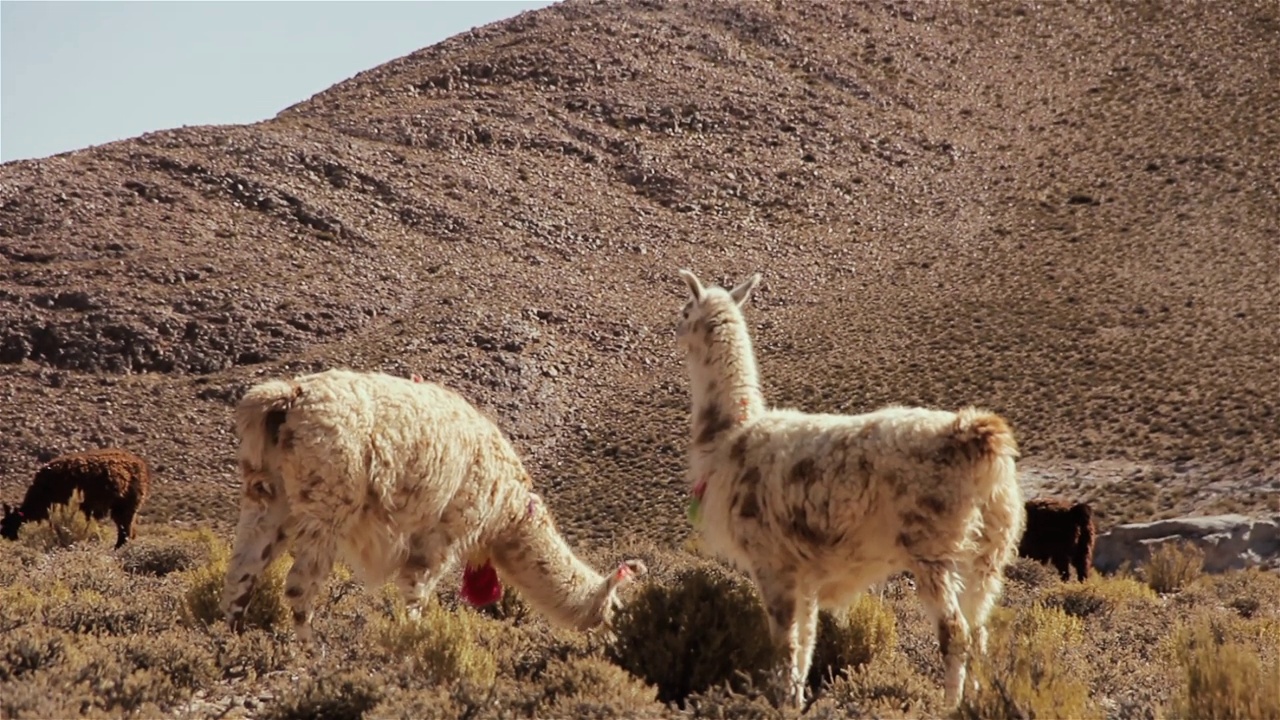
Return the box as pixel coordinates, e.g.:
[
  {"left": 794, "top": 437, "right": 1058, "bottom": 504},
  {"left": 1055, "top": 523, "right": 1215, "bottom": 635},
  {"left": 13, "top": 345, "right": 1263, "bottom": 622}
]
[
  {"left": 687, "top": 316, "right": 766, "bottom": 451},
  {"left": 487, "top": 497, "right": 618, "bottom": 631}
]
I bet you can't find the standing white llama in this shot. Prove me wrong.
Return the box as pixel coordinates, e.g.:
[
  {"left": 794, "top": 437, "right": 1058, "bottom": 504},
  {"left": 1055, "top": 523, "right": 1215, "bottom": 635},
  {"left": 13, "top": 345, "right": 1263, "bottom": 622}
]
[
  {"left": 675, "top": 269, "right": 1025, "bottom": 708},
  {"left": 221, "top": 368, "right": 646, "bottom": 643}
]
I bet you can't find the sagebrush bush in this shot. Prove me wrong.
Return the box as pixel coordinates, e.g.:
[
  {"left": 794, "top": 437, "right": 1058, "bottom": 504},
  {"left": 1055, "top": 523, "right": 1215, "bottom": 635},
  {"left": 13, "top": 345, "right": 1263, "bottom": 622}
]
[
  {"left": 1041, "top": 573, "right": 1159, "bottom": 618},
  {"left": 373, "top": 591, "right": 498, "bottom": 688},
  {"left": 1167, "top": 616, "right": 1280, "bottom": 719},
  {"left": 263, "top": 670, "right": 382, "bottom": 720},
  {"left": 815, "top": 651, "right": 941, "bottom": 718},
  {"left": 118, "top": 530, "right": 215, "bottom": 577},
  {"left": 959, "top": 604, "right": 1101, "bottom": 720},
  {"left": 1145, "top": 541, "right": 1205, "bottom": 594},
  {"left": 808, "top": 593, "right": 898, "bottom": 689},
  {"left": 608, "top": 563, "right": 776, "bottom": 704},
  {"left": 537, "top": 656, "right": 659, "bottom": 718},
  {"left": 16, "top": 490, "right": 112, "bottom": 551},
  {"left": 181, "top": 534, "right": 290, "bottom": 631}
]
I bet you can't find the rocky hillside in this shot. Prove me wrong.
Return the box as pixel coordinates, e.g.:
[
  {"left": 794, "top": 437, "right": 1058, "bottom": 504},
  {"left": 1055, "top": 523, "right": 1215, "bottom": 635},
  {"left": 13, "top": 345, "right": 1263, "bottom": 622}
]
[{"left": 1, "top": 0, "right": 1276, "bottom": 545}]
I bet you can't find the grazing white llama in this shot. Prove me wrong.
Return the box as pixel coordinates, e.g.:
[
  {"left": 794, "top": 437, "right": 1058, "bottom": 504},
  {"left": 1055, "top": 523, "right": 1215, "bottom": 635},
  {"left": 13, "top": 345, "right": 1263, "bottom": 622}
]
[
  {"left": 221, "top": 368, "right": 646, "bottom": 642},
  {"left": 676, "top": 270, "right": 1025, "bottom": 708}
]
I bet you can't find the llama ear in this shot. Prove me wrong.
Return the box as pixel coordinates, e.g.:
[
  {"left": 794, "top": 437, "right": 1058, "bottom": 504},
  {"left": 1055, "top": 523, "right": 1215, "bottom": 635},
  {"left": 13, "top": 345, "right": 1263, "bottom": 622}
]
[
  {"left": 678, "top": 269, "right": 705, "bottom": 302},
  {"left": 728, "top": 273, "right": 761, "bottom": 306}
]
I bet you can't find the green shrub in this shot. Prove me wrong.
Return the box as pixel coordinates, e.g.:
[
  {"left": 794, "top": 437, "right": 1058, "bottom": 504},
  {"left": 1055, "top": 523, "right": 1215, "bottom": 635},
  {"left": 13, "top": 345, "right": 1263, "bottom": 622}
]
[
  {"left": 1145, "top": 542, "right": 1204, "bottom": 594},
  {"left": 373, "top": 592, "right": 498, "bottom": 688},
  {"left": 180, "top": 535, "right": 290, "bottom": 631},
  {"left": 608, "top": 563, "right": 777, "bottom": 704},
  {"left": 809, "top": 593, "right": 898, "bottom": 689},
  {"left": 959, "top": 604, "right": 1101, "bottom": 720}
]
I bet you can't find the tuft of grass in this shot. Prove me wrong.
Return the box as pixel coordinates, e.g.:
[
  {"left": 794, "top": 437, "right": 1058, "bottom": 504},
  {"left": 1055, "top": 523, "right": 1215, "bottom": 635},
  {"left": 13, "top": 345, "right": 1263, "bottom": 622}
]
[
  {"left": 809, "top": 593, "right": 898, "bottom": 689},
  {"left": 959, "top": 604, "right": 1101, "bottom": 720},
  {"left": 16, "top": 490, "right": 112, "bottom": 551},
  {"left": 1167, "top": 616, "right": 1280, "bottom": 719},
  {"left": 373, "top": 590, "right": 498, "bottom": 688},
  {"left": 180, "top": 533, "right": 291, "bottom": 631},
  {"left": 1145, "top": 541, "right": 1205, "bottom": 594},
  {"left": 608, "top": 563, "right": 777, "bottom": 704}
]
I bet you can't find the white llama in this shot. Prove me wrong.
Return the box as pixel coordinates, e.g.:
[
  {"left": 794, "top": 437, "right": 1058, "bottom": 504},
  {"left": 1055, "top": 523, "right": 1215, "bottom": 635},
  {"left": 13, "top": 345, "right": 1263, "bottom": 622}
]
[
  {"left": 221, "top": 368, "right": 646, "bottom": 642},
  {"left": 675, "top": 269, "right": 1025, "bottom": 708}
]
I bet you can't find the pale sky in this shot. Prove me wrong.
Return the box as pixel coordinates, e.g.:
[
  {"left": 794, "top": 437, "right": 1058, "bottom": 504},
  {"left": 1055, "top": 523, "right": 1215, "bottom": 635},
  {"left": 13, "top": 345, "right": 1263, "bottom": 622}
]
[{"left": 0, "top": 1, "right": 556, "bottom": 163}]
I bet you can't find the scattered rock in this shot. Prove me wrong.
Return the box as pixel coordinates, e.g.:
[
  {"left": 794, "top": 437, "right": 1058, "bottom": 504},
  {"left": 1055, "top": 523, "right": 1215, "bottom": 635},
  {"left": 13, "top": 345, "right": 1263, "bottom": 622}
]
[{"left": 1093, "top": 514, "right": 1280, "bottom": 574}]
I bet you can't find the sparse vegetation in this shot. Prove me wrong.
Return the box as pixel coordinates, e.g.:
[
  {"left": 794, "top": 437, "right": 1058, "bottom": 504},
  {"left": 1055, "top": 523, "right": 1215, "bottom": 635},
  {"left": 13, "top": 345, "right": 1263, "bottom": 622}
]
[
  {"left": 181, "top": 531, "right": 291, "bottom": 631},
  {"left": 2, "top": 515, "right": 1280, "bottom": 718}
]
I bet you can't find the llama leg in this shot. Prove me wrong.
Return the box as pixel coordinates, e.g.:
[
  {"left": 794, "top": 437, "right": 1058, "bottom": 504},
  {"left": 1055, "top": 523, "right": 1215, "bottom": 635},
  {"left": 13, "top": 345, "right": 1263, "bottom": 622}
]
[
  {"left": 396, "top": 533, "right": 446, "bottom": 619},
  {"left": 757, "top": 567, "right": 805, "bottom": 707},
  {"left": 110, "top": 501, "right": 138, "bottom": 549},
  {"left": 222, "top": 489, "right": 290, "bottom": 630},
  {"left": 794, "top": 591, "right": 820, "bottom": 694},
  {"left": 914, "top": 560, "right": 971, "bottom": 707},
  {"left": 1052, "top": 553, "right": 1072, "bottom": 582},
  {"left": 283, "top": 520, "right": 338, "bottom": 646}
]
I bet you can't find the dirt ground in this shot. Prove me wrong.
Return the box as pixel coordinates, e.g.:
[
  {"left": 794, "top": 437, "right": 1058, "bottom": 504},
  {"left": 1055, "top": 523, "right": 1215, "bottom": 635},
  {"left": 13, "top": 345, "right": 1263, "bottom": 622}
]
[{"left": 1, "top": 0, "right": 1277, "bottom": 550}]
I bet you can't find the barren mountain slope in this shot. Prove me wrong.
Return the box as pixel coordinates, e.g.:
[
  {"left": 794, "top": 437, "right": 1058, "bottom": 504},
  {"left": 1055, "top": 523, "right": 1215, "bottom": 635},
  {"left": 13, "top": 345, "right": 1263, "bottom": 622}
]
[{"left": 1, "top": 0, "right": 1276, "bottom": 546}]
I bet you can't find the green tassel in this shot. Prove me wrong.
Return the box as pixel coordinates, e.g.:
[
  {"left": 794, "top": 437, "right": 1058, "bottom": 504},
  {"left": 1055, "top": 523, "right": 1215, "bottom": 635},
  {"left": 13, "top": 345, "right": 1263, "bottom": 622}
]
[{"left": 686, "top": 496, "right": 702, "bottom": 526}]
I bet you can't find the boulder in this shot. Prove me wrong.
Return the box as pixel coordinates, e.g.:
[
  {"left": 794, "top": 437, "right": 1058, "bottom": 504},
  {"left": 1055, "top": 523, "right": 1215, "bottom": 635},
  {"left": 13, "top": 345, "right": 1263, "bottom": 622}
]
[{"left": 1093, "top": 514, "right": 1280, "bottom": 574}]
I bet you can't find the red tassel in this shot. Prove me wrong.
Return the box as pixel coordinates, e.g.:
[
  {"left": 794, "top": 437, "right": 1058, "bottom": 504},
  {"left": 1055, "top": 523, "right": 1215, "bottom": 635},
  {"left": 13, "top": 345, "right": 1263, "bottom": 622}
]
[{"left": 461, "top": 559, "right": 503, "bottom": 607}]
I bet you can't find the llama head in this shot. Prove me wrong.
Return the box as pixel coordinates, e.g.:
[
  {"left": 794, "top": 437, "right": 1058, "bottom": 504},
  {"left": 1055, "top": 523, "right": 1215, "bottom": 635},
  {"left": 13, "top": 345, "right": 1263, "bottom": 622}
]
[
  {"left": 596, "top": 559, "right": 648, "bottom": 628},
  {"left": 676, "top": 269, "right": 761, "bottom": 352},
  {"left": 0, "top": 503, "right": 22, "bottom": 541}
]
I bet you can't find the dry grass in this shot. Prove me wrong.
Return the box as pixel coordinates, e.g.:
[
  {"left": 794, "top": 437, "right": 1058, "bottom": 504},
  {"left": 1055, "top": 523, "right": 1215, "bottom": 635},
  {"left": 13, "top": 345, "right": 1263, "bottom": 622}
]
[
  {"left": 1144, "top": 541, "right": 1206, "bottom": 594},
  {"left": 3, "top": 526, "right": 1280, "bottom": 719}
]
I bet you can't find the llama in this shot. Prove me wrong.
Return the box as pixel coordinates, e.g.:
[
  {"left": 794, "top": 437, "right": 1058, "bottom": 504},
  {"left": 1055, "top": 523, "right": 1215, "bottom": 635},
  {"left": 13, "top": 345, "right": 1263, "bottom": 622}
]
[
  {"left": 221, "top": 368, "right": 646, "bottom": 643},
  {"left": 676, "top": 269, "right": 1025, "bottom": 708},
  {"left": 1018, "top": 497, "right": 1095, "bottom": 581},
  {"left": 1, "top": 448, "right": 151, "bottom": 549}
]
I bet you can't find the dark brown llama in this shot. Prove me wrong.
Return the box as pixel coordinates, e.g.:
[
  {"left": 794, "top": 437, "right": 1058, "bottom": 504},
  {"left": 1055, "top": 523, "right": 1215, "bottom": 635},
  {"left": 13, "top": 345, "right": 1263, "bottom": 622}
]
[
  {"left": 1017, "top": 497, "right": 1095, "bottom": 581},
  {"left": 1, "top": 448, "right": 152, "bottom": 548}
]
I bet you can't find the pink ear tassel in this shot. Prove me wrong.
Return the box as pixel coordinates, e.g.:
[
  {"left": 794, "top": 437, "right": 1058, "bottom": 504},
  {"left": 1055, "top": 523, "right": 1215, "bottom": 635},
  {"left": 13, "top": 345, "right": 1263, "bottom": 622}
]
[
  {"left": 615, "top": 563, "right": 633, "bottom": 582},
  {"left": 411, "top": 374, "right": 424, "bottom": 383}
]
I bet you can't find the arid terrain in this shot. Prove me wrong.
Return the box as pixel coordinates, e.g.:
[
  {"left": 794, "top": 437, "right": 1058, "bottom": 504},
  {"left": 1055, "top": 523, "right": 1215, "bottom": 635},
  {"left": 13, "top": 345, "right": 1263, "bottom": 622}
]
[{"left": 1, "top": 0, "right": 1278, "bottom": 717}]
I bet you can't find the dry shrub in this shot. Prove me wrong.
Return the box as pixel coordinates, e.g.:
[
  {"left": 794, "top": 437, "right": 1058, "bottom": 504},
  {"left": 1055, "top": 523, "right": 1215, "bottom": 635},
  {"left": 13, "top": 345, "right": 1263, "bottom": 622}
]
[
  {"left": 1145, "top": 541, "right": 1205, "bottom": 594},
  {"left": 181, "top": 534, "right": 290, "bottom": 631},
  {"left": 808, "top": 593, "right": 898, "bottom": 689},
  {"left": 816, "top": 651, "right": 941, "bottom": 718},
  {"left": 208, "top": 625, "right": 291, "bottom": 680},
  {"left": 1167, "top": 615, "right": 1280, "bottom": 719},
  {"left": 373, "top": 591, "right": 498, "bottom": 688},
  {"left": 608, "top": 563, "right": 776, "bottom": 704},
  {"left": 16, "top": 490, "right": 112, "bottom": 551},
  {"left": 1182, "top": 567, "right": 1280, "bottom": 620},
  {"left": 537, "top": 656, "right": 660, "bottom": 718},
  {"left": 681, "top": 680, "right": 785, "bottom": 720},
  {"left": 0, "top": 625, "right": 67, "bottom": 681},
  {"left": 118, "top": 529, "right": 218, "bottom": 577},
  {"left": 262, "top": 670, "right": 382, "bottom": 720},
  {"left": 959, "top": 604, "right": 1101, "bottom": 720},
  {"left": 1041, "top": 573, "right": 1159, "bottom": 618}
]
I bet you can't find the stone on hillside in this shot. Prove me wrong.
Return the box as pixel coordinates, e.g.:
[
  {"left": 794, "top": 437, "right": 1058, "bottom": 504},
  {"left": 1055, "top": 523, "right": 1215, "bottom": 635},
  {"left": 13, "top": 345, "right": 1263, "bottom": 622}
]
[{"left": 1093, "top": 514, "right": 1280, "bottom": 574}]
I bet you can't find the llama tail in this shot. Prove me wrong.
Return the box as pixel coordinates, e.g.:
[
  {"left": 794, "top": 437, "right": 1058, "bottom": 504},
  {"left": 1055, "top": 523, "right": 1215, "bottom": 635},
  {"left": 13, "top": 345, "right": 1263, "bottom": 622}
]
[
  {"left": 950, "top": 407, "right": 1025, "bottom": 565},
  {"left": 235, "top": 378, "right": 303, "bottom": 479}
]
